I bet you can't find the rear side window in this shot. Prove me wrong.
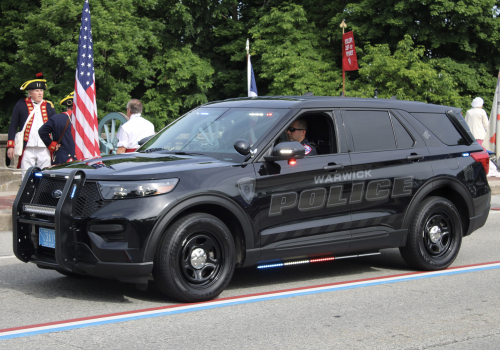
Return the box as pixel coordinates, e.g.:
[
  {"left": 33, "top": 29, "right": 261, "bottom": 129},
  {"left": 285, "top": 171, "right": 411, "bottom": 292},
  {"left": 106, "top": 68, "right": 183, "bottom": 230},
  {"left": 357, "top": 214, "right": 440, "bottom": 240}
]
[
  {"left": 345, "top": 110, "right": 396, "bottom": 152},
  {"left": 412, "top": 113, "right": 467, "bottom": 146}
]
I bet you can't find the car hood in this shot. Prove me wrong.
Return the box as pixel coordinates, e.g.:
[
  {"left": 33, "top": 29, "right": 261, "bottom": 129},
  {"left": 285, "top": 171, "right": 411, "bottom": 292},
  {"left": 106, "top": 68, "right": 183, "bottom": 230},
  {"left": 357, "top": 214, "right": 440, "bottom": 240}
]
[{"left": 43, "top": 152, "right": 238, "bottom": 180}]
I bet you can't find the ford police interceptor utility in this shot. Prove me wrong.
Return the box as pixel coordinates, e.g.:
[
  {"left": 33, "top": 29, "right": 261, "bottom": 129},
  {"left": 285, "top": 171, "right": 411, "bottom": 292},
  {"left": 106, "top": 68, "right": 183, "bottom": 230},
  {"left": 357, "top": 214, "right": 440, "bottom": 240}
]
[{"left": 13, "top": 96, "right": 491, "bottom": 302}]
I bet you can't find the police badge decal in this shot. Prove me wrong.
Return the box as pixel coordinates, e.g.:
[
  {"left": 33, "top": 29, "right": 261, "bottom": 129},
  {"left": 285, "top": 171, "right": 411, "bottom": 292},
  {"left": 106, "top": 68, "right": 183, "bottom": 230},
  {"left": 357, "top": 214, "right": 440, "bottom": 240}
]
[{"left": 237, "top": 177, "right": 256, "bottom": 204}]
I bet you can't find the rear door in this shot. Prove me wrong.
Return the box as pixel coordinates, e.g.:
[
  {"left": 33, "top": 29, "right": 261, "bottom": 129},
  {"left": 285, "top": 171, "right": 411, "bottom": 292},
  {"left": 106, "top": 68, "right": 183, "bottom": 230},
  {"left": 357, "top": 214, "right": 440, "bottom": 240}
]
[{"left": 341, "top": 108, "right": 432, "bottom": 253}]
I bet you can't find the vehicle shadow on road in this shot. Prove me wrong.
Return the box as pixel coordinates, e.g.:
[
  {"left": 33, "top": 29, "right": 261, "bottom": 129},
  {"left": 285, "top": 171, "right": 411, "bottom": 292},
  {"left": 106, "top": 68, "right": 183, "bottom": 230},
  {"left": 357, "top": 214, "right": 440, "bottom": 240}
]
[
  {"left": 226, "top": 248, "right": 412, "bottom": 291},
  {"left": 0, "top": 263, "right": 170, "bottom": 304},
  {"left": 0, "top": 249, "right": 412, "bottom": 305}
]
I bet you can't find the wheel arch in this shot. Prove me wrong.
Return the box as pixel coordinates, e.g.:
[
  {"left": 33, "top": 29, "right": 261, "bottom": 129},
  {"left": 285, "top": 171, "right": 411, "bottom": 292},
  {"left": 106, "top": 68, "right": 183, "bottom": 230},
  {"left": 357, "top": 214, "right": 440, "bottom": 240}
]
[
  {"left": 402, "top": 178, "right": 473, "bottom": 235},
  {"left": 143, "top": 194, "right": 254, "bottom": 265}
]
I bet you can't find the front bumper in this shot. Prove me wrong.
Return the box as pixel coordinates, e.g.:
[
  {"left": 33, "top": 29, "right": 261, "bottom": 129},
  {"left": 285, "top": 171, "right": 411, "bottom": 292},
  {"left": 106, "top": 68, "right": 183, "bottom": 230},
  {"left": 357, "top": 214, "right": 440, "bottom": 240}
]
[{"left": 12, "top": 167, "right": 153, "bottom": 285}]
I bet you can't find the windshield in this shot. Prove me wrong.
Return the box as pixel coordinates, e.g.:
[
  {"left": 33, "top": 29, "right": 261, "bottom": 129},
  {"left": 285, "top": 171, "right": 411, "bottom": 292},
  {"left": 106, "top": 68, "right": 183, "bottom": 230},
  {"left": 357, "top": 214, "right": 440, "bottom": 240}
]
[{"left": 140, "top": 107, "right": 285, "bottom": 162}]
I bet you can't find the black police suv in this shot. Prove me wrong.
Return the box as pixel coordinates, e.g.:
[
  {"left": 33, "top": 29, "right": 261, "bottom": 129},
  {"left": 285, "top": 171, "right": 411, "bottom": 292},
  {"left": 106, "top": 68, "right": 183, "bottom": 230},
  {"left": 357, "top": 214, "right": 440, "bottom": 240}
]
[{"left": 13, "top": 96, "right": 491, "bottom": 302}]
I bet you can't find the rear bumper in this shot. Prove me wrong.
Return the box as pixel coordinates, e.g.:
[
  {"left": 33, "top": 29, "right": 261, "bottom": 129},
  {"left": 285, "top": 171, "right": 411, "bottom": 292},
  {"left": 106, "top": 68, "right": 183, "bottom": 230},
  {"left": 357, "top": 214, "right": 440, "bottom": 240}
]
[{"left": 465, "top": 192, "right": 491, "bottom": 236}]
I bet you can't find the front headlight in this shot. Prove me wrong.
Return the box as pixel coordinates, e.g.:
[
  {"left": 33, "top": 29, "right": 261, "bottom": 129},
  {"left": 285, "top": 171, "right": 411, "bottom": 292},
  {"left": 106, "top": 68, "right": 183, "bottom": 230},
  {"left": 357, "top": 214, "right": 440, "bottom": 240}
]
[{"left": 98, "top": 179, "right": 179, "bottom": 200}]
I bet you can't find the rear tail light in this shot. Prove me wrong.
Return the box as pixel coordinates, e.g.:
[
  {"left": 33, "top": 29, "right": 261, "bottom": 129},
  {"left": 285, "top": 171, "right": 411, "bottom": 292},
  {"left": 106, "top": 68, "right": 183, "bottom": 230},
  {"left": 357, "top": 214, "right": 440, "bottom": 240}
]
[{"left": 470, "top": 150, "right": 489, "bottom": 174}]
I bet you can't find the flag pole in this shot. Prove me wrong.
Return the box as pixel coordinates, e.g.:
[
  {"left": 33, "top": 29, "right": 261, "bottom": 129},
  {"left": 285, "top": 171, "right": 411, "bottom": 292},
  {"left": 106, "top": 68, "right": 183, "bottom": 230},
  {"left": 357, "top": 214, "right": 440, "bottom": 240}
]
[
  {"left": 246, "top": 39, "right": 250, "bottom": 97},
  {"left": 340, "top": 20, "right": 347, "bottom": 97}
]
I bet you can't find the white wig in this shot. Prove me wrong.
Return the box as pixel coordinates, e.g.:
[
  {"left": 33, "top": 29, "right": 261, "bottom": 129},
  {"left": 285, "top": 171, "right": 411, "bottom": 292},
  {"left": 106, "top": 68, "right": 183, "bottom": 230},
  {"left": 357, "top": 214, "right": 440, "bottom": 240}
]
[{"left": 471, "top": 97, "right": 484, "bottom": 108}]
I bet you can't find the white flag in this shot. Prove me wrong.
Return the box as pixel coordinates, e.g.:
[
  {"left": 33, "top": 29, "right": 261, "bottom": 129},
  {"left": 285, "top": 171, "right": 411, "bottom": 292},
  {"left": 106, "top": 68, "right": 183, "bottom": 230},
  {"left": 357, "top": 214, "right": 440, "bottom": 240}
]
[
  {"left": 483, "top": 68, "right": 500, "bottom": 154},
  {"left": 246, "top": 39, "right": 258, "bottom": 97}
]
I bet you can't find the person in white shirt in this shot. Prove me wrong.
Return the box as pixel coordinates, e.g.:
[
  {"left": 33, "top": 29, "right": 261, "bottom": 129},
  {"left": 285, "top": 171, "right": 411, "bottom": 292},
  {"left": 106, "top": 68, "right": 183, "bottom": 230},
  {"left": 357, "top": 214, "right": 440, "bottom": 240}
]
[
  {"left": 116, "top": 99, "right": 155, "bottom": 154},
  {"left": 465, "top": 97, "right": 489, "bottom": 147}
]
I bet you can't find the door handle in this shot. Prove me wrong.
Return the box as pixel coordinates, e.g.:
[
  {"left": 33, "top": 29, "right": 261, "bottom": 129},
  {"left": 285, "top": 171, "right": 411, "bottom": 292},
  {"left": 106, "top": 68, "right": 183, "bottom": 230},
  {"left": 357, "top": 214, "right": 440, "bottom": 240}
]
[
  {"left": 407, "top": 154, "right": 424, "bottom": 161},
  {"left": 323, "top": 164, "right": 344, "bottom": 171}
]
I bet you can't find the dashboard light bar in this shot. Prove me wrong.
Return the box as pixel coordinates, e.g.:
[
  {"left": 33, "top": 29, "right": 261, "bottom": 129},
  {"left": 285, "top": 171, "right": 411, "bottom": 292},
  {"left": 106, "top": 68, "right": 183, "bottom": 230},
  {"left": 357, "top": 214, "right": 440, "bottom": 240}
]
[{"left": 23, "top": 205, "right": 56, "bottom": 216}]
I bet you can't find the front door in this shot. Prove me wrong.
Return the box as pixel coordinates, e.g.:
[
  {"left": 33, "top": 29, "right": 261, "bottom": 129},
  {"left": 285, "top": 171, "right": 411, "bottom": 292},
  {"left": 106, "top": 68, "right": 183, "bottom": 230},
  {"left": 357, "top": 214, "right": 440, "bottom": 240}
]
[{"left": 254, "top": 111, "right": 353, "bottom": 262}]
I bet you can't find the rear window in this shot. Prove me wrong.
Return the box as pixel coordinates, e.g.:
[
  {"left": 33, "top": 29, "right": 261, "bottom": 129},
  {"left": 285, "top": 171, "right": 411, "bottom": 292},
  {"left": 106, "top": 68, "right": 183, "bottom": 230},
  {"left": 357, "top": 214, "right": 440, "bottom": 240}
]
[{"left": 411, "top": 113, "right": 467, "bottom": 146}]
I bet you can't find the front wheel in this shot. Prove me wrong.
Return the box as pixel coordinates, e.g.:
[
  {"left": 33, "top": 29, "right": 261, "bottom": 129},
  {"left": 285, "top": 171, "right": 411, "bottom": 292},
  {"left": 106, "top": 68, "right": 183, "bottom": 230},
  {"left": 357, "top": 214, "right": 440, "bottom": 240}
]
[
  {"left": 153, "top": 213, "right": 236, "bottom": 302},
  {"left": 400, "top": 196, "right": 463, "bottom": 270}
]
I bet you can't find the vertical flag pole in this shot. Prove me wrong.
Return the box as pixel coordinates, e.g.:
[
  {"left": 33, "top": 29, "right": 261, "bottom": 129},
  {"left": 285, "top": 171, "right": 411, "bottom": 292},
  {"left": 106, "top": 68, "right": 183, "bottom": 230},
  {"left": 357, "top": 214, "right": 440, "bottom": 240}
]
[
  {"left": 246, "top": 39, "right": 250, "bottom": 97},
  {"left": 340, "top": 20, "right": 347, "bottom": 97}
]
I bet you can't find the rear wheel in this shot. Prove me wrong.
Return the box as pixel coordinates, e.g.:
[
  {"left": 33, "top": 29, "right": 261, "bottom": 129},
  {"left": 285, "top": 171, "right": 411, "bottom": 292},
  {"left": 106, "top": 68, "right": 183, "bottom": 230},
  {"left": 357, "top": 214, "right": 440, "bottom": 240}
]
[
  {"left": 153, "top": 213, "right": 236, "bottom": 302},
  {"left": 400, "top": 196, "right": 462, "bottom": 270}
]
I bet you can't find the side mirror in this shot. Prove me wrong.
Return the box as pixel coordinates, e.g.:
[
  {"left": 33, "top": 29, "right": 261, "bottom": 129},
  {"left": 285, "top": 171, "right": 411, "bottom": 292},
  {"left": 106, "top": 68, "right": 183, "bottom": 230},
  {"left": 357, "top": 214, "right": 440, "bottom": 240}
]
[
  {"left": 264, "top": 141, "right": 305, "bottom": 162},
  {"left": 234, "top": 139, "right": 251, "bottom": 156},
  {"left": 138, "top": 135, "right": 154, "bottom": 146}
]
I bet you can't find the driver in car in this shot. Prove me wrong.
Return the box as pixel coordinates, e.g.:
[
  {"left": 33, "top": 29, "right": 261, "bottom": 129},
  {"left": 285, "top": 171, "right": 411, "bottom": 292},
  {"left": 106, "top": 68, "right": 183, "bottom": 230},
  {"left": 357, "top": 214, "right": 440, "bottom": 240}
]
[{"left": 286, "top": 118, "right": 318, "bottom": 156}]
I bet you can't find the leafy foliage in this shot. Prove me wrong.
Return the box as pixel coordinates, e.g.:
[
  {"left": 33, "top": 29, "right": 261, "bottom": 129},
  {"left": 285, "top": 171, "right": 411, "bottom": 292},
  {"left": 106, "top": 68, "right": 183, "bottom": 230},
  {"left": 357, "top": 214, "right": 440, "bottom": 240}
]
[{"left": 1, "top": 0, "right": 500, "bottom": 133}]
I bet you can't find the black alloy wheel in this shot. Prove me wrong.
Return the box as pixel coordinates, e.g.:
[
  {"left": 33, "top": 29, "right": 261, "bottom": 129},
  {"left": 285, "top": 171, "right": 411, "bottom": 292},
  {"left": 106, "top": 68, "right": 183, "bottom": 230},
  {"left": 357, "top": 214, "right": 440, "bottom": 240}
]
[
  {"left": 180, "top": 233, "right": 222, "bottom": 286},
  {"left": 400, "top": 196, "right": 463, "bottom": 270},
  {"left": 153, "top": 213, "right": 236, "bottom": 302}
]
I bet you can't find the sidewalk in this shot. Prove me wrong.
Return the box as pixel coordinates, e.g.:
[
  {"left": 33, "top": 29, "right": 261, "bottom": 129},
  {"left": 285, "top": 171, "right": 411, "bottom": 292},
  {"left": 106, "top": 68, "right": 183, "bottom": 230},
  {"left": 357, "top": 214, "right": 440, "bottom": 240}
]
[{"left": 0, "top": 191, "right": 16, "bottom": 231}]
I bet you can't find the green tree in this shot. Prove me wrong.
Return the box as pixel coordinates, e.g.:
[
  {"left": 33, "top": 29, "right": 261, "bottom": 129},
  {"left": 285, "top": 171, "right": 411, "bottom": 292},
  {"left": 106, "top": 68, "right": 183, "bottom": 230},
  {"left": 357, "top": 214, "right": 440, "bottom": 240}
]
[
  {"left": 250, "top": 3, "right": 341, "bottom": 95},
  {"left": 350, "top": 35, "right": 465, "bottom": 108}
]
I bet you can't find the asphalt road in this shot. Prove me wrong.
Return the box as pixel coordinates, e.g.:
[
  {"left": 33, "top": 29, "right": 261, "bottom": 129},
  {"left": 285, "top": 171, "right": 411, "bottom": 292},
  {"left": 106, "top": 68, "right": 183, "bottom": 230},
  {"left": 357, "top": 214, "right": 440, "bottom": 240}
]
[{"left": 0, "top": 196, "right": 499, "bottom": 349}]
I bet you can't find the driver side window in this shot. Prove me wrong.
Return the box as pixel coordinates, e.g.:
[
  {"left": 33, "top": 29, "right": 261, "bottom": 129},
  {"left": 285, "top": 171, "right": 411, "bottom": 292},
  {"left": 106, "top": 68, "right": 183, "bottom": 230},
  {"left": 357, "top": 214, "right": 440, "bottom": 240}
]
[{"left": 274, "top": 113, "right": 337, "bottom": 156}]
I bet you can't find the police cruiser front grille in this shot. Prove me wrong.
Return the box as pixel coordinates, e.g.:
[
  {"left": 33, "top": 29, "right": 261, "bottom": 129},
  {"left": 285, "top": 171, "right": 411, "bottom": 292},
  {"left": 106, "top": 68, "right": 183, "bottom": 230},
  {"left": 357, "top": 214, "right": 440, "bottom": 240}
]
[
  {"left": 32, "top": 177, "right": 66, "bottom": 207},
  {"left": 74, "top": 182, "right": 112, "bottom": 217},
  {"left": 31, "top": 178, "right": 113, "bottom": 217}
]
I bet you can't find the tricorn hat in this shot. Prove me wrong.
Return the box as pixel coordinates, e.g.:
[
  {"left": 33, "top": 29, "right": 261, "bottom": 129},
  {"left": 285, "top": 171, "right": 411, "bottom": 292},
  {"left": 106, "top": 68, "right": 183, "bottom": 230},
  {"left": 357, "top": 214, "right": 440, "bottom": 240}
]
[
  {"left": 20, "top": 73, "right": 47, "bottom": 91},
  {"left": 60, "top": 91, "right": 75, "bottom": 107}
]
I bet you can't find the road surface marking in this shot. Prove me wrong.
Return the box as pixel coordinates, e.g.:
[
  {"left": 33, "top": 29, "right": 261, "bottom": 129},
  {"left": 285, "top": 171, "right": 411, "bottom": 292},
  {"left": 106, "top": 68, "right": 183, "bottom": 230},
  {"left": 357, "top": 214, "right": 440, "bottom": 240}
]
[{"left": 0, "top": 261, "right": 499, "bottom": 340}]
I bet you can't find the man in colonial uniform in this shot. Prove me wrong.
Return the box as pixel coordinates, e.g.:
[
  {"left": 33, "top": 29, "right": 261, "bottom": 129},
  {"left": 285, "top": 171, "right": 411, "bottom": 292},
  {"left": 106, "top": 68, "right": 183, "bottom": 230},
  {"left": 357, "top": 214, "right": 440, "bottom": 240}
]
[
  {"left": 116, "top": 99, "right": 155, "bottom": 153},
  {"left": 38, "top": 92, "right": 77, "bottom": 165},
  {"left": 7, "top": 73, "right": 56, "bottom": 176}
]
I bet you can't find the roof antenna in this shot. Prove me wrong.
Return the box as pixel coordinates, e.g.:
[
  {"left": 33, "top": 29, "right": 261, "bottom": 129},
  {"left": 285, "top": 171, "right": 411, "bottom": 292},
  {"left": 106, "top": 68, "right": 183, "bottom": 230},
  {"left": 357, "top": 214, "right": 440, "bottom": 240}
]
[
  {"left": 374, "top": 89, "right": 378, "bottom": 98},
  {"left": 303, "top": 92, "right": 314, "bottom": 96}
]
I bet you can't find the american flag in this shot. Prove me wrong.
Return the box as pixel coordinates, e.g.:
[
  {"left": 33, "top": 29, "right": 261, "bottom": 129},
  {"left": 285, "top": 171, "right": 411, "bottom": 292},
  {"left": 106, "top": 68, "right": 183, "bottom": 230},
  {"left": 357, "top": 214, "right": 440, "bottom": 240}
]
[{"left": 72, "top": 0, "right": 100, "bottom": 160}]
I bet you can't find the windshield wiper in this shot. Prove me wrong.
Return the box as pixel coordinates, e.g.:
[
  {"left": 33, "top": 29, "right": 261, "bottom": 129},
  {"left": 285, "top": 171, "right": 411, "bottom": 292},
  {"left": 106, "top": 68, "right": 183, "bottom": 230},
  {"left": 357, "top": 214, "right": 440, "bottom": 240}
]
[{"left": 173, "top": 152, "right": 205, "bottom": 156}]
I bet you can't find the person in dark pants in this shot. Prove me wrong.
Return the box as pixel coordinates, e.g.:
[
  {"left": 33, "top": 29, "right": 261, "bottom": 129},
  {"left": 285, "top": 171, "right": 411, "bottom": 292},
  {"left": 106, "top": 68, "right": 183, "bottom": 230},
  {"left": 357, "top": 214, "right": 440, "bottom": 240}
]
[
  {"left": 38, "top": 92, "right": 77, "bottom": 165},
  {"left": 286, "top": 118, "right": 318, "bottom": 156}
]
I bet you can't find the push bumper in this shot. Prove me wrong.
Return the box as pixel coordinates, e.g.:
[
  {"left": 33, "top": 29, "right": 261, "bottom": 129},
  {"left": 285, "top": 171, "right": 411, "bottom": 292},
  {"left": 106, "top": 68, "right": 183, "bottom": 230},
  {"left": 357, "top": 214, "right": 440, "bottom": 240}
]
[{"left": 12, "top": 167, "right": 153, "bottom": 285}]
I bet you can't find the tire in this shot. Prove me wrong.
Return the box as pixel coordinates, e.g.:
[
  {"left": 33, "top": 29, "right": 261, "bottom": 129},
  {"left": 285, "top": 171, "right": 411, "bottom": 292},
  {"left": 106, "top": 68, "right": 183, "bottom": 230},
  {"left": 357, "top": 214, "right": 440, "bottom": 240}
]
[
  {"left": 153, "top": 213, "right": 236, "bottom": 302},
  {"left": 400, "top": 196, "right": 463, "bottom": 270}
]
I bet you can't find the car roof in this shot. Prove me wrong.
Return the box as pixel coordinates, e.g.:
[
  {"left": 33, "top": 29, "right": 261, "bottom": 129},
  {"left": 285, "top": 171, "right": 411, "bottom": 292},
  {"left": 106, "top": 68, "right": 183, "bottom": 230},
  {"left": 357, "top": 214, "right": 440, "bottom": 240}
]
[{"left": 201, "top": 96, "right": 458, "bottom": 113}]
